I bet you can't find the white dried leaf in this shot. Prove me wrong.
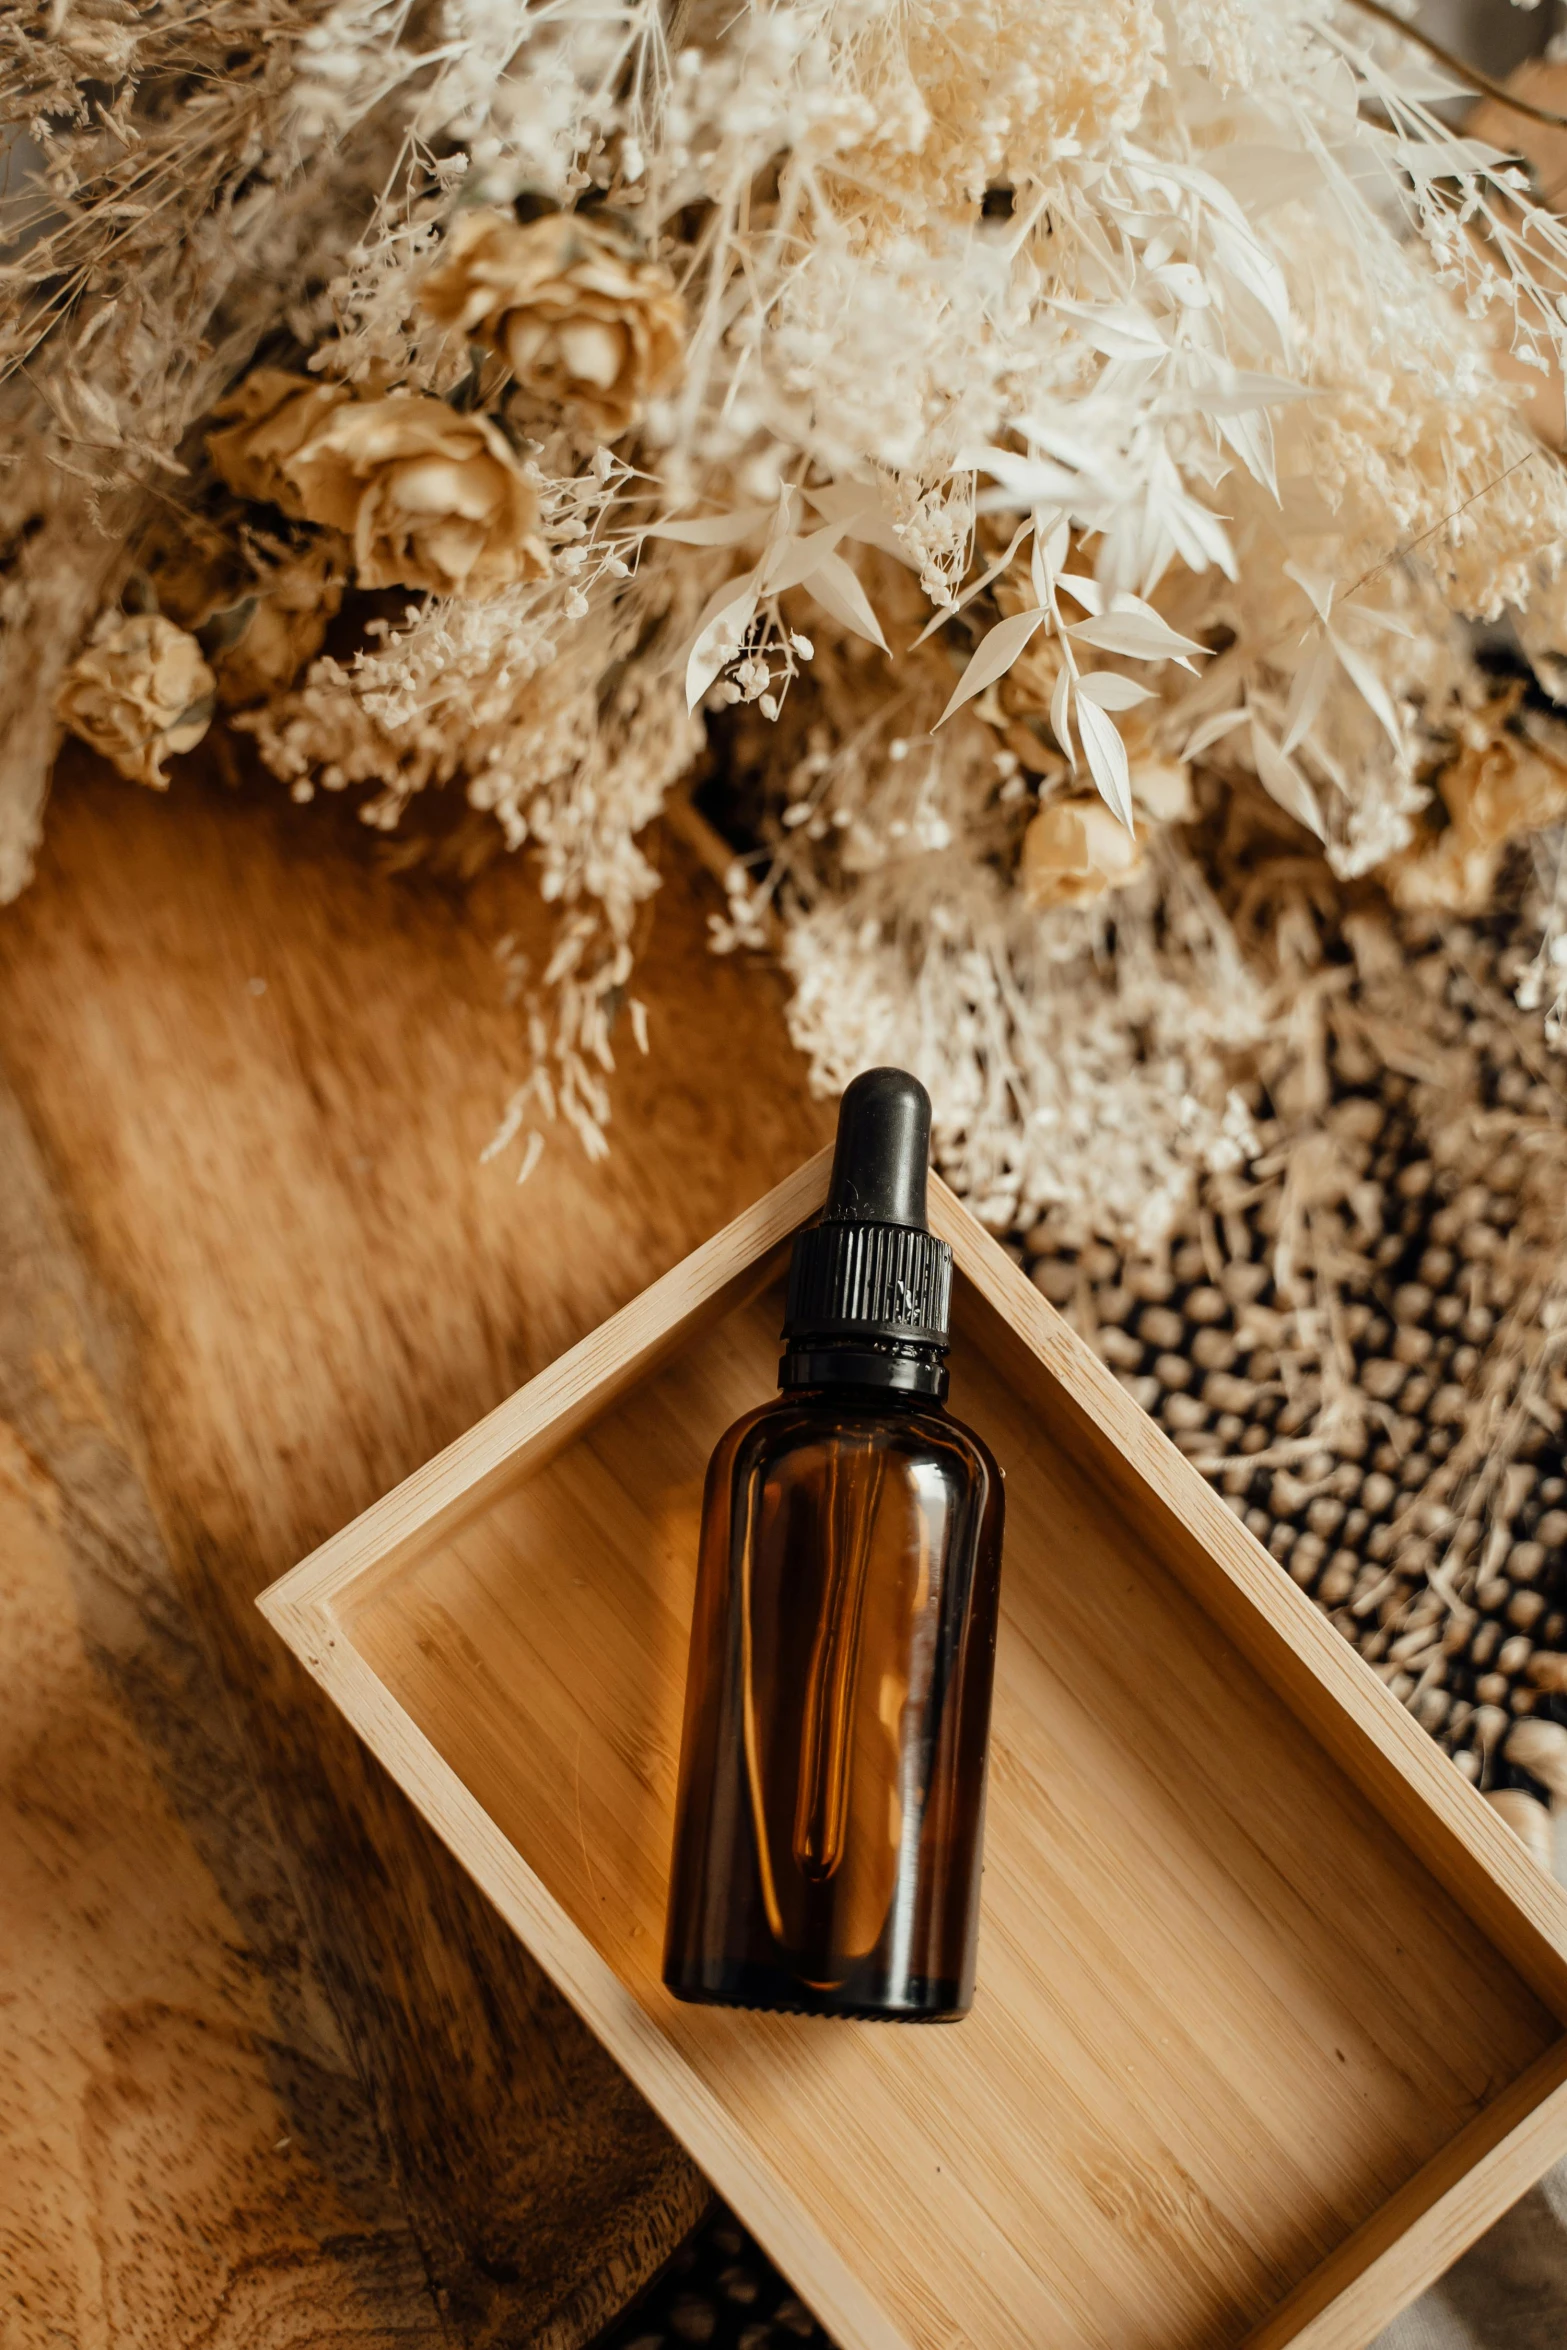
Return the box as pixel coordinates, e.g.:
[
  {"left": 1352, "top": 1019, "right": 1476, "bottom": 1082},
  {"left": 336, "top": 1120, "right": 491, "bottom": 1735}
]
[
  {"left": 1076, "top": 693, "right": 1136, "bottom": 832},
  {"left": 763, "top": 523, "right": 848, "bottom": 596},
  {"left": 1181, "top": 707, "right": 1249, "bottom": 759},
  {"left": 1282, "top": 638, "right": 1335, "bottom": 756},
  {"left": 971, "top": 448, "right": 1084, "bottom": 512},
  {"left": 1077, "top": 672, "right": 1155, "bottom": 712},
  {"left": 1283, "top": 560, "right": 1336, "bottom": 622},
  {"left": 1151, "top": 261, "right": 1211, "bottom": 309},
  {"left": 1036, "top": 510, "right": 1071, "bottom": 578},
  {"left": 685, "top": 577, "right": 759, "bottom": 710},
  {"left": 1208, "top": 216, "right": 1293, "bottom": 355},
  {"left": 1154, "top": 485, "right": 1238, "bottom": 583},
  {"left": 1051, "top": 662, "right": 1076, "bottom": 770},
  {"left": 804, "top": 481, "right": 917, "bottom": 566},
  {"left": 1055, "top": 572, "right": 1104, "bottom": 615},
  {"left": 644, "top": 508, "right": 773, "bottom": 546},
  {"left": 19, "top": 0, "right": 1567, "bottom": 1193},
  {"left": 1216, "top": 403, "right": 1277, "bottom": 499},
  {"left": 934, "top": 607, "right": 1046, "bottom": 729},
  {"left": 1348, "top": 607, "right": 1418, "bottom": 641},
  {"left": 1328, "top": 629, "right": 1404, "bottom": 753},
  {"left": 800, "top": 548, "right": 888, "bottom": 651},
  {"left": 1069, "top": 604, "right": 1204, "bottom": 663},
  {"left": 1250, "top": 715, "right": 1325, "bottom": 840},
  {"left": 912, "top": 517, "right": 1031, "bottom": 647},
  {"left": 1050, "top": 297, "right": 1169, "bottom": 360}
]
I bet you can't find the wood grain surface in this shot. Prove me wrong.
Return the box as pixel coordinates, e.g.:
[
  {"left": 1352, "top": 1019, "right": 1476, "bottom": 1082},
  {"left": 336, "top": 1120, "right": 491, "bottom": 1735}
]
[
  {"left": 0, "top": 749, "right": 833, "bottom": 2347},
  {"left": 0, "top": 1074, "right": 439, "bottom": 2349}
]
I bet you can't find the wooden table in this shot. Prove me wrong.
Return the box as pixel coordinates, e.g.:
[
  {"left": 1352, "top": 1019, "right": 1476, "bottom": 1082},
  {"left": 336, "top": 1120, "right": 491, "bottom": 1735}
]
[{"left": 0, "top": 751, "right": 832, "bottom": 2348}]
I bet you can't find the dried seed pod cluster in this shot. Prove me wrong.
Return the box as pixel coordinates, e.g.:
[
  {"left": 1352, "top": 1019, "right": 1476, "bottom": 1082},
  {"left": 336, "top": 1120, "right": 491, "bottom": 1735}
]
[
  {"left": 598, "top": 2208, "right": 827, "bottom": 2350},
  {"left": 1011, "top": 917, "right": 1567, "bottom": 1827}
]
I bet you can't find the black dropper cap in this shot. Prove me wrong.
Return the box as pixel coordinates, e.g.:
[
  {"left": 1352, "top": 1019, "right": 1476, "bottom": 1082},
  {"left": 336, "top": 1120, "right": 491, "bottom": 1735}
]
[{"left": 779, "top": 1068, "right": 952, "bottom": 1398}]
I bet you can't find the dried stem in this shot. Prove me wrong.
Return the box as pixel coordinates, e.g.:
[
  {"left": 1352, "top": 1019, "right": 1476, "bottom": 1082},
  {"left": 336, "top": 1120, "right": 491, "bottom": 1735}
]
[{"left": 1343, "top": 0, "right": 1567, "bottom": 133}]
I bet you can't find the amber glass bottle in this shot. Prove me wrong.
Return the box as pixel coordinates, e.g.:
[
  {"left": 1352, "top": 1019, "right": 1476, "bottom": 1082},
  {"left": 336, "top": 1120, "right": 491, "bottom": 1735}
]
[{"left": 664, "top": 1070, "right": 1004, "bottom": 2021}]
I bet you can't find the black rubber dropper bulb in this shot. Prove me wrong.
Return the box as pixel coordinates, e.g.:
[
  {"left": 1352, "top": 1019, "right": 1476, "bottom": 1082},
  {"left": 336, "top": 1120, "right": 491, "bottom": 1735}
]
[
  {"left": 779, "top": 1067, "right": 952, "bottom": 1398},
  {"left": 821, "top": 1066, "right": 932, "bottom": 1229}
]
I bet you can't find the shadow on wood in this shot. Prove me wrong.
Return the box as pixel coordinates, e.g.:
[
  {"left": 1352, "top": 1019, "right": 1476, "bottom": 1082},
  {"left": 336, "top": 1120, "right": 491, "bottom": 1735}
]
[{"left": 0, "top": 1074, "right": 440, "bottom": 2347}]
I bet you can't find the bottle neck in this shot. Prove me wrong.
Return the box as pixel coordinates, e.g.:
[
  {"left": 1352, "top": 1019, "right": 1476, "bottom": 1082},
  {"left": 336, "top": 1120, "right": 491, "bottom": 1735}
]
[{"left": 777, "top": 1336, "right": 948, "bottom": 1402}]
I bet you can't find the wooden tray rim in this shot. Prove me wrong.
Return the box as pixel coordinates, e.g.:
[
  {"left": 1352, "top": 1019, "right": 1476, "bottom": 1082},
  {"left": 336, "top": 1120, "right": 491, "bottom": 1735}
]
[{"left": 260, "top": 1149, "right": 1567, "bottom": 2350}]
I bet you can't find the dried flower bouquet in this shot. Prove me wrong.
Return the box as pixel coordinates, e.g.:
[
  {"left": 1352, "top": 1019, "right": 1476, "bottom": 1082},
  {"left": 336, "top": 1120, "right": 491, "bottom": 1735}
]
[{"left": 7, "top": 0, "right": 1567, "bottom": 1210}]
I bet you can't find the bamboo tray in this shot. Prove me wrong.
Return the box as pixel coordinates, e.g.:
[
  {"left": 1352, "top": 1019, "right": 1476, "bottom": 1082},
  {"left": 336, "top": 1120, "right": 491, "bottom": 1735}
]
[{"left": 260, "top": 1152, "right": 1567, "bottom": 2350}]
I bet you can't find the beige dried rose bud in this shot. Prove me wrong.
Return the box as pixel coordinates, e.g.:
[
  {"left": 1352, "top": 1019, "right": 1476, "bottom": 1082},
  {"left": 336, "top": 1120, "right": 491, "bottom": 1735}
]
[
  {"left": 1019, "top": 794, "right": 1143, "bottom": 910},
  {"left": 214, "top": 548, "right": 346, "bottom": 707},
  {"left": 283, "top": 396, "right": 549, "bottom": 597},
  {"left": 1121, "top": 719, "right": 1193, "bottom": 824},
  {"left": 1128, "top": 754, "right": 1192, "bottom": 823},
  {"left": 1386, "top": 716, "right": 1567, "bottom": 914},
  {"left": 206, "top": 369, "right": 356, "bottom": 517},
  {"left": 131, "top": 505, "right": 250, "bottom": 630},
  {"left": 55, "top": 614, "right": 215, "bottom": 789},
  {"left": 420, "top": 209, "right": 684, "bottom": 435}
]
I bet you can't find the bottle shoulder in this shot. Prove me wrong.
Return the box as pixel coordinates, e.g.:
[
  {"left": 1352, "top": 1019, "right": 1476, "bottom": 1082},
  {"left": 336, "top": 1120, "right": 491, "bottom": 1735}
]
[
  {"left": 933, "top": 1403, "right": 1005, "bottom": 1488},
  {"left": 709, "top": 1390, "right": 1001, "bottom": 1486}
]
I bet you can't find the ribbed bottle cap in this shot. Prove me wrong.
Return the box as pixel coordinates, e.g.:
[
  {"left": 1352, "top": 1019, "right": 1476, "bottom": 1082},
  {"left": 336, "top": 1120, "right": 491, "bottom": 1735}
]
[{"left": 780, "top": 1070, "right": 951, "bottom": 1396}]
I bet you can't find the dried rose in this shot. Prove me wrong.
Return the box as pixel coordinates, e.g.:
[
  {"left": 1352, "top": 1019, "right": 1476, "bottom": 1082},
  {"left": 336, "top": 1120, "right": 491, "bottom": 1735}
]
[
  {"left": 1120, "top": 719, "right": 1193, "bottom": 824},
  {"left": 55, "top": 614, "right": 215, "bottom": 788},
  {"left": 131, "top": 505, "right": 250, "bottom": 630},
  {"left": 1387, "top": 716, "right": 1567, "bottom": 914},
  {"left": 207, "top": 362, "right": 546, "bottom": 598},
  {"left": 282, "top": 396, "right": 549, "bottom": 597},
  {"left": 1019, "top": 794, "right": 1144, "bottom": 910},
  {"left": 206, "top": 369, "right": 356, "bottom": 518},
  {"left": 213, "top": 549, "right": 345, "bottom": 707},
  {"left": 420, "top": 209, "right": 684, "bottom": 435}
]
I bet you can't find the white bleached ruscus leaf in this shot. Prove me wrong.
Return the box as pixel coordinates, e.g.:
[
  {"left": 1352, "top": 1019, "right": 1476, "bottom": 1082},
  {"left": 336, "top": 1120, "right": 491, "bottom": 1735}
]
[
  {"left": 1281, "top": 636, "right": 1335, "bottom": 756},
  {"left": 1077, "top": 672, "right": 1156, "bottom": 712},
  {"left": 1250, "top": 714, "right": 1325, "bottom": 840},
  {"left": 1327, "top": 629, "right": 1404, "bottom": 753},
  {"left": 1181, "top": 706, "right": 1249, "bottom": 759},
  {"left": 1051, "top": 662, "right": 1076, "bottom": 771},
  {"left": 644, "top": 508, "right": 774, "bottom": 547},
  {"left": 685, "top": 574, "right": 761, "bottom": 709},
  {"left": 797, "top": 547, "right": 889, "bottom": 652},
  {"left": 913, "top": 517, "right": 1033, "bottom": 647},
  {"left": 1069, "top": 597, "right": 1205, "bottom": 666},
  {"left": 934, "top": 607, "right": 1048, "bottom": 729},
  {"left": 1076, "top": 692, "right": 1137, "bottom": 832}
]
